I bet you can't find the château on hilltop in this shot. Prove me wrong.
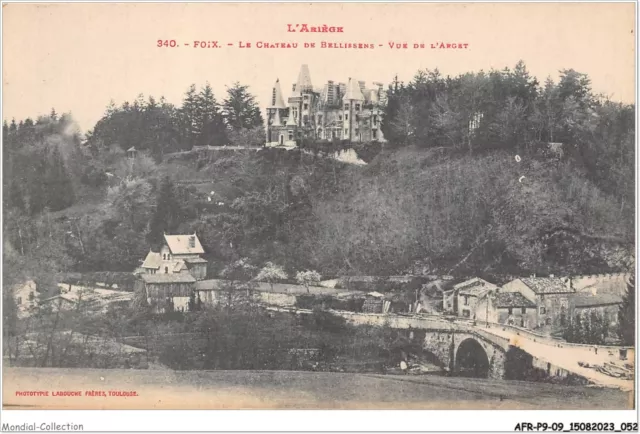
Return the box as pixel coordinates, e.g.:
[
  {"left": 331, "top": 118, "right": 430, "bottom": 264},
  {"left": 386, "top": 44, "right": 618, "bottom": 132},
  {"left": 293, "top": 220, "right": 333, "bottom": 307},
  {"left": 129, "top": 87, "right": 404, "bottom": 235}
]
[{"left": 266, "top": 64, "right": 387, "bottom": 147}]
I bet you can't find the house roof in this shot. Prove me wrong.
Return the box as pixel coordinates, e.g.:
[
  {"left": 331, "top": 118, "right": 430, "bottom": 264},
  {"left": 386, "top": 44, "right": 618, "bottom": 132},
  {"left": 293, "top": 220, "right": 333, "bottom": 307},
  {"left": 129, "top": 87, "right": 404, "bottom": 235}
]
[
  {"left": 455, "top": 277, "right": 498, "bottom": 295},
  {"left": 164, "top": 233, "right": 205, "bottom": 255},
  {"left": 495, "top": 292, "right": 536, "bottom": 308},
  {"left": 573, "top": 293, "right": 623, "bottom": 308},
  {"left": 140, "top": 274, "right": 196, "bottom": 284},
  {"left": 141, "top": 251, "right": 162, "bottom": 269},
  {"left": 519, "top": 277, "right": 574, "bottom": 294}
]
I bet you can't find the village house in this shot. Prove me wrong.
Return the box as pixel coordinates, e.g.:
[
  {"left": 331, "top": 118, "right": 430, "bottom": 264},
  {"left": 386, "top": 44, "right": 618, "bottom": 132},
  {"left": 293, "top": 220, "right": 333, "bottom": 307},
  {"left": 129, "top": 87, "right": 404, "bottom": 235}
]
[
  {"left": 500, "top": 276, "right": 575, "bottom": 331},
  {"left": 454, "top": 278, "right": 498, "bottom": 319},
  {"left": 489, "top": 292, "right": 538, "bottom": 328},
  {"left": 266, "top": 64, "right": 386, "bottom": 146},
  {"left": 138, "top": 233, "right": 207, "bottom": 280}
]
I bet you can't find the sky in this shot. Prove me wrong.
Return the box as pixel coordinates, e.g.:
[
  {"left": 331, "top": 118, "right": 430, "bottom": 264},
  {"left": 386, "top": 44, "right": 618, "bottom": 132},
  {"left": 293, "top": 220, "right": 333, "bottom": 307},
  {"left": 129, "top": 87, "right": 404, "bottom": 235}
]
[{"left": 2, "top": 3, "right": 636, "bottom": 134}]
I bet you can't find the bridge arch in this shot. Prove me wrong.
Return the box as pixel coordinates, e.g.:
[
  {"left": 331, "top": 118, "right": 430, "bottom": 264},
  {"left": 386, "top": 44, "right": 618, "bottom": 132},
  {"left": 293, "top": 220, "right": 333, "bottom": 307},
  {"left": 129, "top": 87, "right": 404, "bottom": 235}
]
[{"left": 454, "top": 338, "right": 490, "bottom": 378}]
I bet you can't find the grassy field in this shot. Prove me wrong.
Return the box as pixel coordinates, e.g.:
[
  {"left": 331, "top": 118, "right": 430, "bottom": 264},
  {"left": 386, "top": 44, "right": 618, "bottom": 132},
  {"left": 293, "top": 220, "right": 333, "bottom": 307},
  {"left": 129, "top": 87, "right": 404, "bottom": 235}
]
[{"left": 3, "top": 367, "right": 633, "bottom": 410}]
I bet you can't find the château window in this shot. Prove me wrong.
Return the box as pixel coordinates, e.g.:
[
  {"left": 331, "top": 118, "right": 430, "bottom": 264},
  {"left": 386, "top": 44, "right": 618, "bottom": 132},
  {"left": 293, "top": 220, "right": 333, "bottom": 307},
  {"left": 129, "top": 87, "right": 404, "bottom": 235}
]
[
  {"left": 521, "top": 307, "right": 527, "bottom": 314},
  {"left": 318, "top": 115, "right": 323, "bottom": 123},
  {"left": 355, "top": 104, "right": 360, "bottom": 111},
  {"left": 345, "top": 114, "right": 348, "bottom": 121},
  {"left": 373, "top": 115, "right": 378, "bottom": 125},
  {"left": 303, "top": 103, "right": 308, "bottom": 110},
  {"left": 165, "top": 267, "right": 169, "bottom": 274},
  {"left": 344, "top": 129, "right": 348, "bottom": 135},
  {"left": 372, "top": 130, "right": 377, "bottom": 139},
  {"left": 344, "top": 104, "right": 349, "bottom": 110},
  {"left": 355, "top": 129, "right": 359, "bottom": 136},
  {"left": 540, "top": 307, "right": 546, "bottom": 314},
  {"left": 338, "top": 115, "right": 342, "bottom": 120},
  {"left": 288, "top": 130, "right": 293, "bottom": 141},
  {"left": 508, "top": 307, "right": 513, "bottom": 315}
]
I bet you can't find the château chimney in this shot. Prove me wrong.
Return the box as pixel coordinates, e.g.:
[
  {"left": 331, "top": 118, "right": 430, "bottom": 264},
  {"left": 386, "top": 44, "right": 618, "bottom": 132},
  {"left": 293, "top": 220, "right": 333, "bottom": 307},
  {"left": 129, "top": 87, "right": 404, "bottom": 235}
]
[{"left": 189, "top": 235, "right": 196, "bottom": 249}]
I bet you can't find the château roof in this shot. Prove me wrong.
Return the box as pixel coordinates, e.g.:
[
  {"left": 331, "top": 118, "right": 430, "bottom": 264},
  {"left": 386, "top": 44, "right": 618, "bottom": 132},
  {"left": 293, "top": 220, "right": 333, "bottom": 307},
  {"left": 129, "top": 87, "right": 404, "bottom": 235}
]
[
  {"left": 344, "top": 77, "right": 365, "bottom": 101},
  {"left": 269, "top": 79, "right": 287, "bottom": 109},
  {"left": 164, "top": 233, "right": 205, "bottom": 255},
  {"left": 296, "top": 64, "right": 313, "bottom": 93}
]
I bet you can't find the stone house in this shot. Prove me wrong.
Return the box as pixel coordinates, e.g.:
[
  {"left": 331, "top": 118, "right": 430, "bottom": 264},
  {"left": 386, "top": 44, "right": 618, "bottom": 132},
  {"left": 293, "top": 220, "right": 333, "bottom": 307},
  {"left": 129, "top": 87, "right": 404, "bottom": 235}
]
[
  {"left": 453, "top": 278, "right": 498, "bottom": 319},
  {"left": 491, "top": 292, "right": 538, "bottom": 328},
  {"left": 500, "top": 276, "right": 575, "bottom": 330},
  {"left": 139, "top": 233, "right": 207, "bottom": 281}
]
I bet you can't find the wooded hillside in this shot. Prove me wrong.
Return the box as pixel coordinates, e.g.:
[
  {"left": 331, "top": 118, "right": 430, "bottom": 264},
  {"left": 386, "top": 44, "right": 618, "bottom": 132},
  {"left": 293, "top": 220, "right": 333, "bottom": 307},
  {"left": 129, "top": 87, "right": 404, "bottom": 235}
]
[{"left": 3, "top": 62, "right": 634, "bottom": 292}]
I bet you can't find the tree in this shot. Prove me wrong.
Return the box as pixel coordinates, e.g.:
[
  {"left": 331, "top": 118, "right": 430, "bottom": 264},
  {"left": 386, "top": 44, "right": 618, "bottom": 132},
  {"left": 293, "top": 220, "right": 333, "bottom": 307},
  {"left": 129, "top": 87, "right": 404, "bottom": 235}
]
[
  {"left": 223, "top": 83, "right": 264, "bottom": 131},
  {"left": 295, "top": 270, "right": 322, "bottom": 293},
  {"left": 196, "top": 83, "right": 227, "bottom": 147},
  {"left": 618, "top": 274, "right": 635, "bottom": 345},
  {"left": 148, "top": 177, "right": 181, "bottom": 245},
  {"left": 255, "top": 262, "right": 288, "bottom": 291},
  {"left": 220, "top": 258, "right": 258, "bottom": 307}
]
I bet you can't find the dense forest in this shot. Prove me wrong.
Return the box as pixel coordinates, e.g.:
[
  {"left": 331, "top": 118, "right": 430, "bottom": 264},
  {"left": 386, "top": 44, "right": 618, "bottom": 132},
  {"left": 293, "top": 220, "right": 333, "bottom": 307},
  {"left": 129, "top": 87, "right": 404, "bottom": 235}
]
[{"left": 2, "top": 62, "right": 635, "bottom": 295}]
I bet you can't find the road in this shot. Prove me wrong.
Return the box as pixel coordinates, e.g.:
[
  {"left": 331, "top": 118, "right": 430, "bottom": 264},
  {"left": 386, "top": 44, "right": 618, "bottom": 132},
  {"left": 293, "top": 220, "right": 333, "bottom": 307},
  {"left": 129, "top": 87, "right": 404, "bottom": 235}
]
[
  {"left": 478, "top": 325, "right": 634, "bottom": 391},
  {"left": 3, "top": 367, "right": 632, "bottom": 410}
]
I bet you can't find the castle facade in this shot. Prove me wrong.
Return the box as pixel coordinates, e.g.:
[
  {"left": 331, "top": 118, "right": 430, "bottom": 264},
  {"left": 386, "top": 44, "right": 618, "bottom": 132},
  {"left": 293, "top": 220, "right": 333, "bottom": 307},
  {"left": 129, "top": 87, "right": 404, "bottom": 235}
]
[{"left": 266, "top": 64, "right": 386, "bottom": 147}]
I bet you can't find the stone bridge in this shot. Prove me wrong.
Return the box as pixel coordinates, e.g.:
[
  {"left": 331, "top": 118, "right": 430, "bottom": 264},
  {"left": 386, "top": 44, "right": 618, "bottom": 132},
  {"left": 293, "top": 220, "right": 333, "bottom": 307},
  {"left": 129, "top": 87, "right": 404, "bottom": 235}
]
[
  {"left": 328, "top": 310, "right": 514, "bottom": 379},
  {"left": 420, "top": 327, "right": 511, "bottom": 379}
]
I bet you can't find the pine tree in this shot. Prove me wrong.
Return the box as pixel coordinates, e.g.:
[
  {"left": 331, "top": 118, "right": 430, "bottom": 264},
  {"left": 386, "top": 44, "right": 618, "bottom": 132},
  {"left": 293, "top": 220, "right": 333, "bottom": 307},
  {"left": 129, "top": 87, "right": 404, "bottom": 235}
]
[
  {"left": 148, "top": 176, "right": 181, "bottom": 246},
  {"left": 618, "top": 274, "right": 635, "bottom": 345},
  {"left": 180, "top": 84, "right": 200, "bottom": 147},
  {"left": 223, "top": 83, "right": 264, "bottom": 131},
  {"left": 197, "top": 83, "right": 227, "bottom": 147}
]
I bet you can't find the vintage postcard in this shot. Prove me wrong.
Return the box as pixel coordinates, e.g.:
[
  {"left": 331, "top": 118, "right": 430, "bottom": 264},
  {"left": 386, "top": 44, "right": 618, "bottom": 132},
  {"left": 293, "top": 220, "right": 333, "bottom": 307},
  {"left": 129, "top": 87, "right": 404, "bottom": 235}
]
[{"left": 1, "top": 0, "right": 637, "bottom": 426}]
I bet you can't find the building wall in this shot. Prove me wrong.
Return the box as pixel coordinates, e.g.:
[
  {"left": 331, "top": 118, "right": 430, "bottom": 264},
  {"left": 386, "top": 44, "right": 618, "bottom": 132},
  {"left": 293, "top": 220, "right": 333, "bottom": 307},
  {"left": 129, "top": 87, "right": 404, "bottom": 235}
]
[
  {"left": 536, "top": 293, "right": 570, "bottom": 329},
  {"left": 145, "top": 282, "right": 195, "bottom": 301},
  {"left": 457, "top": 294, "right": 480, "bottom": 318},
  {"left": 474, "top": 297, "right": 498, "bottom": 323},
  {"left": 496, "top": 306, "right": 538, "bottom": 329}
]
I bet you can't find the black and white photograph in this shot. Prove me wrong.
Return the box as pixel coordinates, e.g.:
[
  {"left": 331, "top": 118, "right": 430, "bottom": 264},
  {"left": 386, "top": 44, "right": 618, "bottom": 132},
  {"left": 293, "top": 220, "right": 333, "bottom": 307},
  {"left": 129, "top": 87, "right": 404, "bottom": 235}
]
[{"left": 1, "top": 1, "right": 637, "bottom": 428}]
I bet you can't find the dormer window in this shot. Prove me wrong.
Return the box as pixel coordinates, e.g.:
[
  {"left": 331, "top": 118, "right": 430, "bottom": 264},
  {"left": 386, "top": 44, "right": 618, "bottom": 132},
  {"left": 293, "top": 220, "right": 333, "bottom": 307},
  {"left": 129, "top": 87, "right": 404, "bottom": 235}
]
[{"left": 344, "top": 104, "right": 349, "bottom": 110}]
